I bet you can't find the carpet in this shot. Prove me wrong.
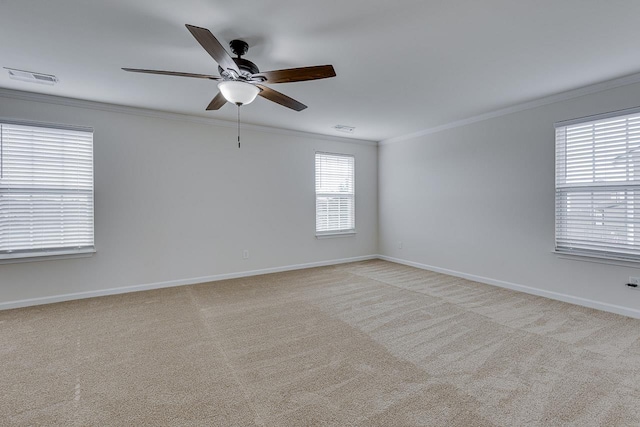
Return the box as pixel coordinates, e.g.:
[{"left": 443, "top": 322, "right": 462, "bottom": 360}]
[{"left": 2, "top": 260, "right": 640, "bottom": 426}]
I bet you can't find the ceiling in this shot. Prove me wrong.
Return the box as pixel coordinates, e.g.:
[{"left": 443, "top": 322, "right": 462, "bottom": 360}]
[{"left": 2, "top": 1, "right": 640, "bottom": 142}]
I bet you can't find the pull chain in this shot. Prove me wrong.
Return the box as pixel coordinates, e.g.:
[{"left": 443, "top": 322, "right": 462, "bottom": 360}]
[{"left": 237, "top": 104, "right": 241, "bottom": 149}]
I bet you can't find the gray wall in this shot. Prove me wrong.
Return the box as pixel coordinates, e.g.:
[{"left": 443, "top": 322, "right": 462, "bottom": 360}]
[
  {"left": 379, "top": 82, "right": 640, "bottom": 316},
  {"left": 6, "top": 79, "right": 640, "bottom": 316},
  {"left": 0, "top": 95, "right": 378, "bottom": 305}
]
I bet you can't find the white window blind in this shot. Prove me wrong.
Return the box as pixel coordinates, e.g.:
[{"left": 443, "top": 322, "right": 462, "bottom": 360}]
[
  {"left": 315, "top": 152, "right": 355, "bottom": 235},
  {"left": 555, "top": 108, "right": 640, "bottom": 261},
  {"left": 0, "top": 121, "right": 94, "bottom": 260}
]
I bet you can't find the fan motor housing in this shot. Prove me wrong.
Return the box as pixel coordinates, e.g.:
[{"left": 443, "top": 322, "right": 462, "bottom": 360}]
[{"left": 218, "top": 58, "right": 259, "bottom": 79}]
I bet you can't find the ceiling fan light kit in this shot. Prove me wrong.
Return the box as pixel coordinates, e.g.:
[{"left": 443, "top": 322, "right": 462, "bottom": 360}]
[{"left": 218, "top": 80, "right": 260, "bottom": 105}]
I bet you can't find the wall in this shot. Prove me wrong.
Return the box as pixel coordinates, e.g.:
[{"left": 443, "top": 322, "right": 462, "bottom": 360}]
[
  {"left": 379, "top": 81, "right": 640, "bottom": 318},
  {"left": 0, "top": 93, "right": 378, "bottom": 307}
]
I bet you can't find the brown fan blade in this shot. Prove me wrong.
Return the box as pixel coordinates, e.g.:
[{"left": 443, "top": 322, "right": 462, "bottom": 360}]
[
  {"left": 122, "top": 68, "right": 220, "bottom": 80},
  {"left": 185, "top": 24, "right": 240, "bottom": 75},
  {"left": 251, "top": 65, "right": 336, "bottom": 84},
  {"left": 256, "top": 85, "right": 307, "bottom": 111},
  {"left": 206, "top": 92, "right": 228, "bottom": 110}
]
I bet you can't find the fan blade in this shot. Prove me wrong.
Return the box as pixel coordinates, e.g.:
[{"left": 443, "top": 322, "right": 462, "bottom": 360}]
[
  {"left": 185, "top": 24, "right": 240, "bottom": 75},
  {"left": 251, "top": 65, "right": 336, "bottom": 84},
  {"left": 206, "top": 92, "right": 227, "bottom": 110},
  {"left": 256, "top": 85, "right": 307, "bottom": 111},
  {"left": 122, "top": 68, "right": 220, "bottom": 80}
]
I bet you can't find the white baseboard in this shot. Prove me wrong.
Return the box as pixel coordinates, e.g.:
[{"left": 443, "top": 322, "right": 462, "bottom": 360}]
[
  {"left": 378, "top": 255, "right": 640, "bottom": 320},
  {"left": 0, "top": 255, "right": 378, "bottom": 311},
  {"left": 5, "top": 254, "right": 640, "bottom": 319}
]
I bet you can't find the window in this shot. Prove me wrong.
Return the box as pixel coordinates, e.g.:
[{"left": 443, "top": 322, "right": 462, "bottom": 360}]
[
  {"left": 315, "top": 152, "right": 355, "bottom": 236},
  {"left": 0, "top": 120, "right": 94, "bottom": 260},
  {"left": 555, "top": 107, "right": 640, "bottom": 261}
]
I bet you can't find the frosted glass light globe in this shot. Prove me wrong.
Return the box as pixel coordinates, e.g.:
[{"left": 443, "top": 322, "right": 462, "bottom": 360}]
[{"left": 218, "top": 81, "right": 260, "bottom": 105}]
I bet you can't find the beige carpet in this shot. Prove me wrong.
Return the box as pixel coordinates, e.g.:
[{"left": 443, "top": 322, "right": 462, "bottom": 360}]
[{"left": 2, "top": 260, "right": 640, "bottom": 426}]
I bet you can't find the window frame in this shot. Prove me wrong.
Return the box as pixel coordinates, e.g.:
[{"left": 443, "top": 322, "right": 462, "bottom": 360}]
[
  {"left": 315, "top": 151, "right": 356, "bottom": 238},
  {"left": 0, "top": 118, "right": 95, "bottom": 263},
  {"left": 554, "top": 106, "right": 640, "bottom": 263}
]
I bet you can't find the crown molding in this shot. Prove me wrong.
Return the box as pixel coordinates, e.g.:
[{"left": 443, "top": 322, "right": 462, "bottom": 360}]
[
  {"left": 380, "top": 71, "right": 640, "bottom": 146},
  {"left": 0, "top": 88, "right": 378, "bottom": 147}
]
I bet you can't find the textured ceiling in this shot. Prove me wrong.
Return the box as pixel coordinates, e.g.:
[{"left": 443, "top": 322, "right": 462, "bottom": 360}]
[{"left": 2, "top": 0, "right": 640, "bottom": 142}]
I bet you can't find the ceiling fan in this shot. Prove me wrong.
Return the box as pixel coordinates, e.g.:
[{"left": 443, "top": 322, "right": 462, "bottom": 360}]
[{"left": 123, "top": 24, "right": 336, "bottom": 112}]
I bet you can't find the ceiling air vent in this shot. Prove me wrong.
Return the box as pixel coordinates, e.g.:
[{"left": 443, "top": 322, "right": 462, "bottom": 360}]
[
  {"left": 333, "top": 124, "right": 355, "bottom": 134},
  {"left": 5, "top": 68, "right": 58, "bottom": 85}
]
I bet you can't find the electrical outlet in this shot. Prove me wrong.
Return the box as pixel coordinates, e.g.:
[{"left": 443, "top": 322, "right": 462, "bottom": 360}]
[
  {"left": 243, "top": 249, "right": 249, "bottom": 260},
  {"left": 628, "top": 277, "right": 640, "bottom": 290},
  {"left": 398, "top": 241, "right": 403, "bottom": 249}
]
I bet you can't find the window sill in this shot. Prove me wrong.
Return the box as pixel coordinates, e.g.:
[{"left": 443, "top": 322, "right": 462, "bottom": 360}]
[
  {"left": 0, "top": 249, "right": 96, "bottom": 265},
  {"left": 316, "top": 231, "right": 357, "bottom": 239},
  {"left": 553, "top": 250, "right": 640, "bottom": 268}
]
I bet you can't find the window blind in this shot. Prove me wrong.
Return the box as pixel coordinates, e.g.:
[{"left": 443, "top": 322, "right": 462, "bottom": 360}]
[
  {"left": 315, "top": 152, "right": 355, "bottom": 235},
  {"left": 555, "top": 109, "right": 640, "bottom": 260},
  {"left": 0, "top": 121, "right": 94, "bottom": 259}
]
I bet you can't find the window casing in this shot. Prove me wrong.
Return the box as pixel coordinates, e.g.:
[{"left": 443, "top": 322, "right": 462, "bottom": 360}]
[
  {"left": 315, "top": 152, "right": 355, "bottom": 236},
  {"left": 0, "top": 120, "right": 94, "bottom": 260},
  {"left": 555, "top": 107, "right": 640, "bottom": 261}
]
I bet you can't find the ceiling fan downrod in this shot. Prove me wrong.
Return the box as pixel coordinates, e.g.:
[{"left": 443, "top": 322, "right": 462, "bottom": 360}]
[{"left": 229, "top": 39, "right": 249, "bottom": 58}]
